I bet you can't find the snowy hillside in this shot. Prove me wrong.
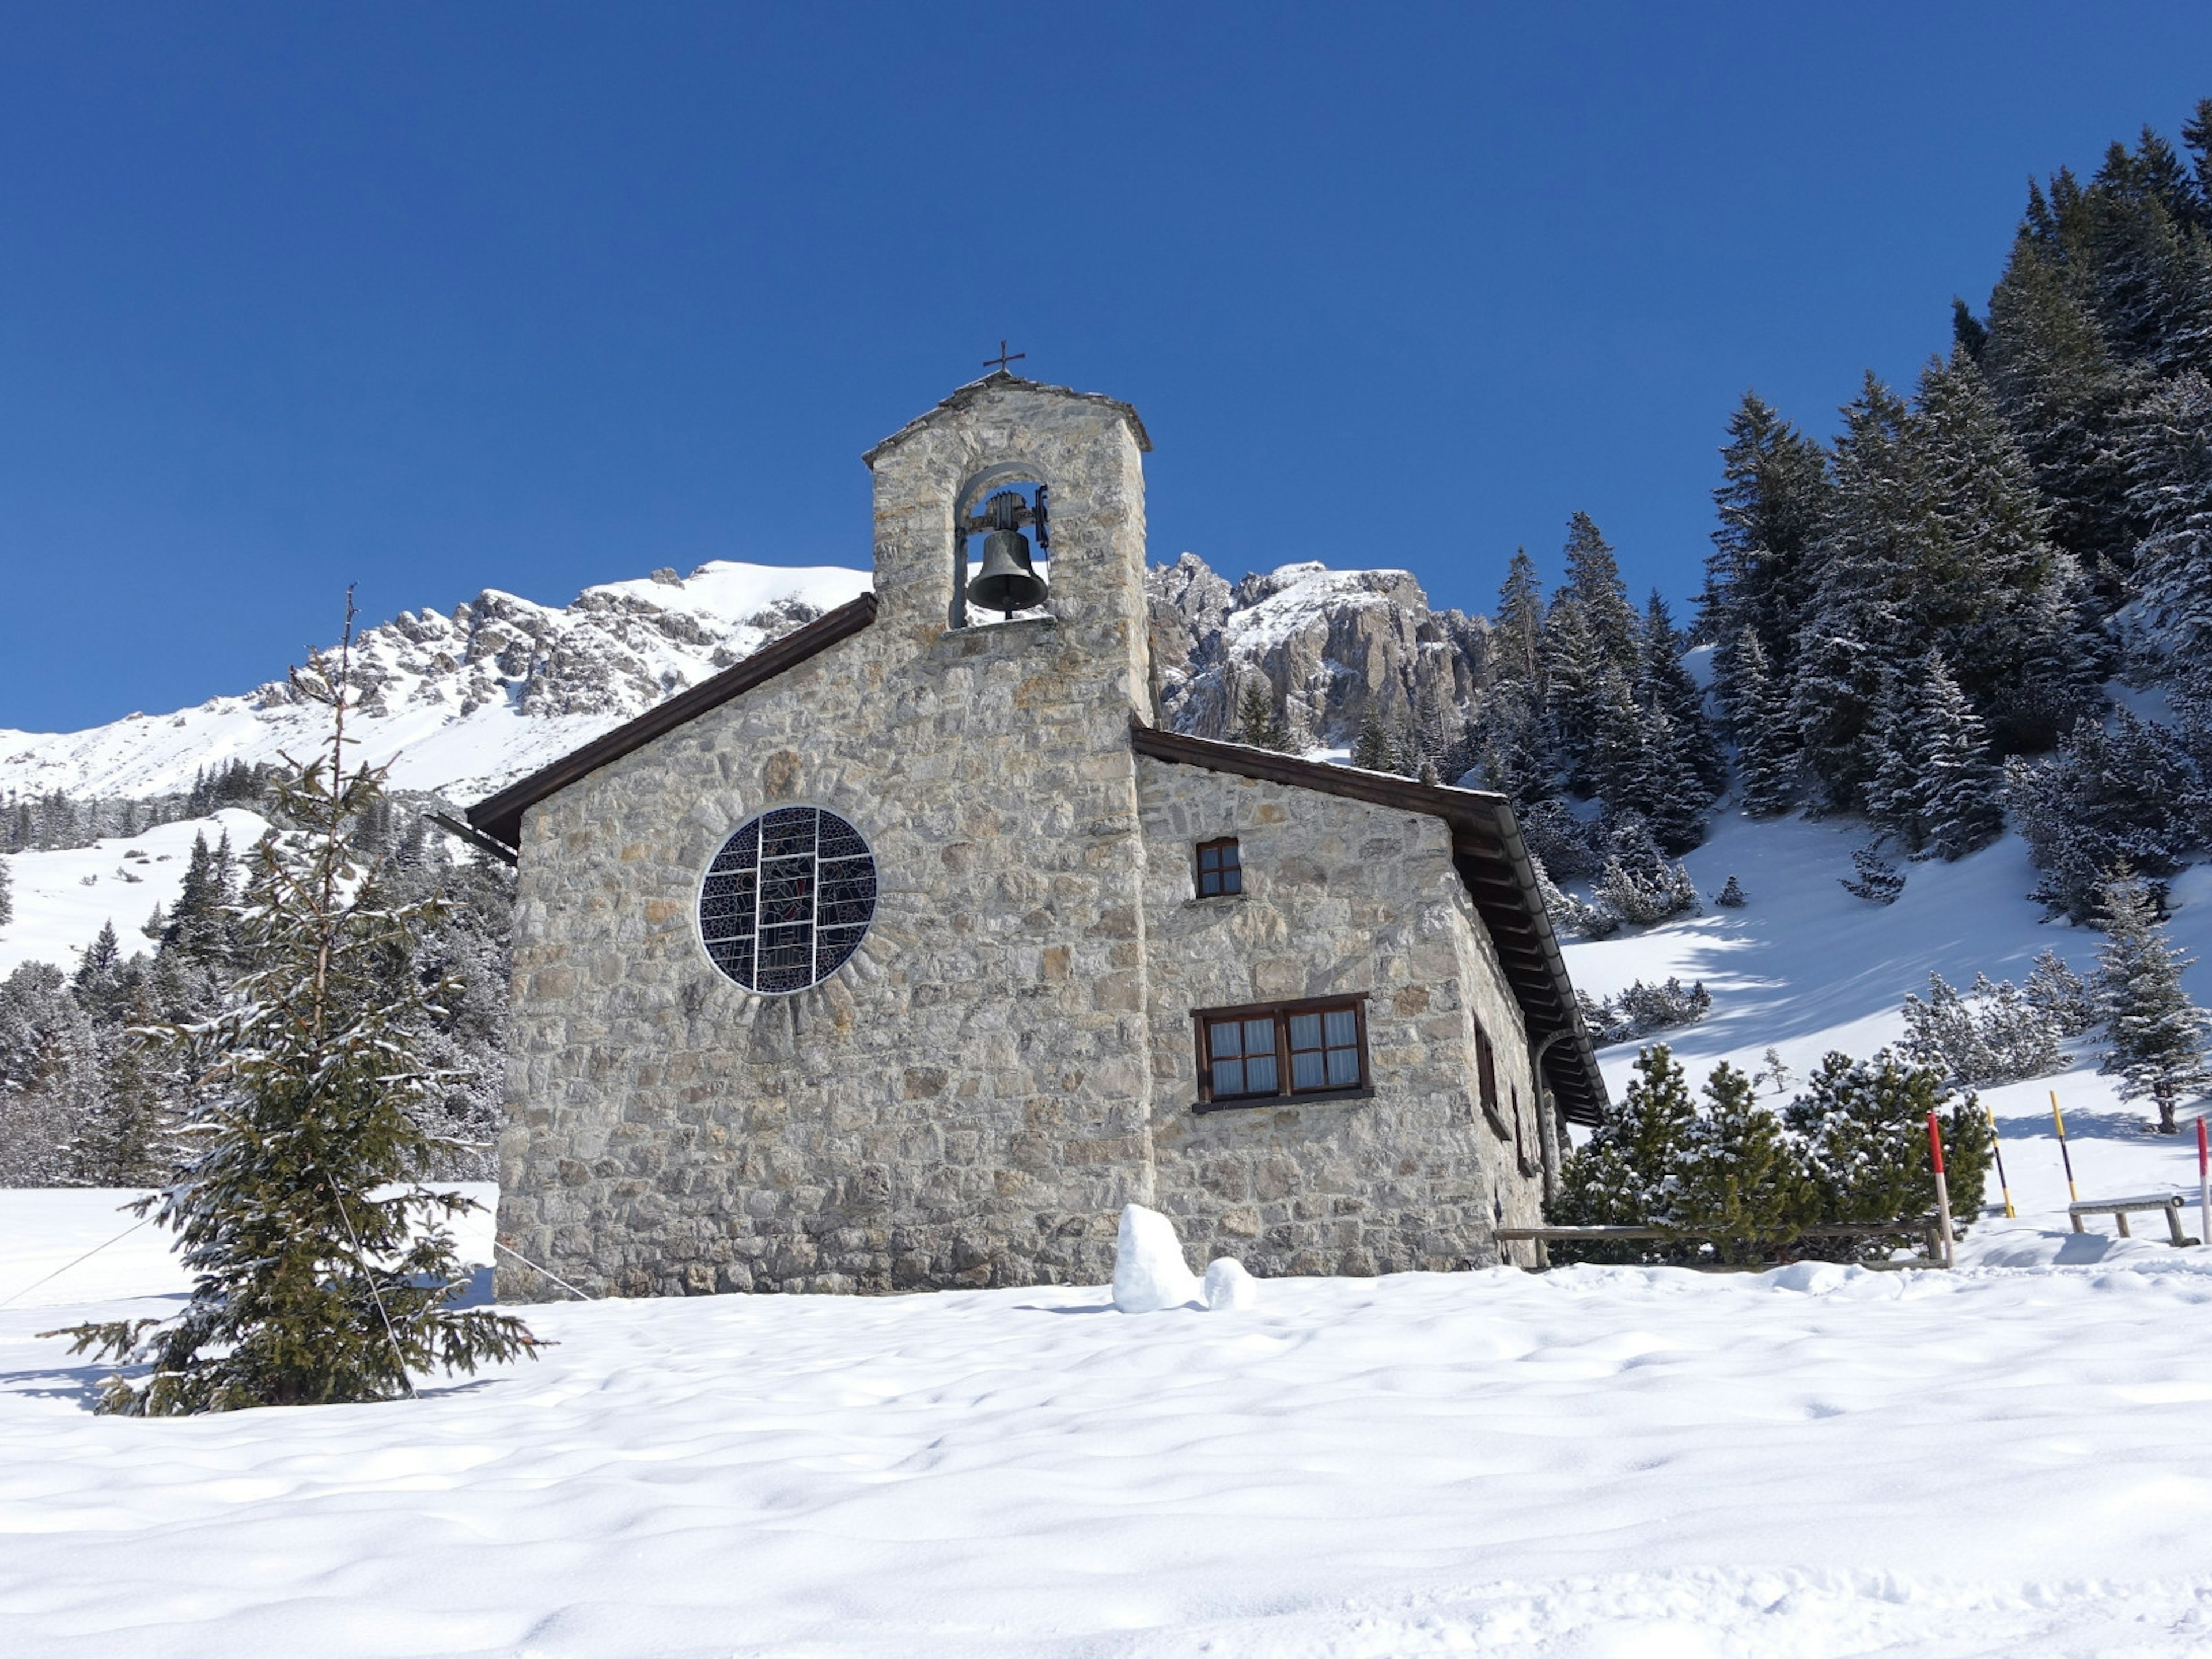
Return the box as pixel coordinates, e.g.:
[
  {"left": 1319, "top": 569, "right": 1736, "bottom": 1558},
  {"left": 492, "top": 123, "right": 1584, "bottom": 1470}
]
[
  {"left": 1565, "top": 812, "right": 2212, "bottom": 1262},
  {"left": 0, "top": 809, "right": 270, "bottom": 976},
  {"left": 0, "top": 562, "right": 872, "bottom": 806}
]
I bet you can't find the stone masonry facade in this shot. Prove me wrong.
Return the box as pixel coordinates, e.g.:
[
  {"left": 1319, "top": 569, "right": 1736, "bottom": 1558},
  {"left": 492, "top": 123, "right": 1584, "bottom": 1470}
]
[{"left": 492, "top": 377, "right": 1550, "bottom": 1301}]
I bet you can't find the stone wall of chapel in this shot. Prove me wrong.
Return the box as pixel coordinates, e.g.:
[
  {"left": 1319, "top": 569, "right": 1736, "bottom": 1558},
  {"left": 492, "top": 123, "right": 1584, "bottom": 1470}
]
[
  {"left": 1136, "top": 759, "right": 1546, "bottom": 1277},
  {"left": 494, "top": 384, "right": 1161, "bottom": 1301}
]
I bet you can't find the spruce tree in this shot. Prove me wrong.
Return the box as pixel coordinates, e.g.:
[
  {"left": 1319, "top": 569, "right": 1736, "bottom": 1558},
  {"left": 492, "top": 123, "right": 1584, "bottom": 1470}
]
[
  {"left": 1491, "top": 547, "right": 1547, "bottom": 692},
  {"left": 50, "top": 615, "right": 537, "bottom": 1414},
  {"left": 0, "top": 850, "right": 12, "bottom": 927},
  {"left": 2123, "top": 368, "right": 2212, "bottom": 669},
  {"left": 1235, "top": 681, "right": 1290, "bottom": 752},
  {"left": 1730, "top": 628, "right": 1798, "bottom": 817},
  {"left": 1784, "top": 1050, "right": 1991, "bottom": 1257},
  {"left": 1351, "top": 706, "right": 1396, "bottom": 772},
  {"left": 1915, "top": 653, "right": 2006, "bottom": 859},
  {"left": 1664, "top": 1061, "right": 1813, "bottom": 1264},
  {"left": 2093, "top": 868, "right": 2212, "bottom": 1134},
  {"left": 1702, "top": 391, "right": 1831, "bottom": 707},
  {"left": 1640, "top": 592, "right": 1725, "bottom": 797}
]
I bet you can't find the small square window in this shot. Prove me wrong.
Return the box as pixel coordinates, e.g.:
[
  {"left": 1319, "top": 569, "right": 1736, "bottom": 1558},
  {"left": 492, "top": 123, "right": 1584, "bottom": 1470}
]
[{"left": 1196, "top": 838, "right": 1242, "bottom": 898}]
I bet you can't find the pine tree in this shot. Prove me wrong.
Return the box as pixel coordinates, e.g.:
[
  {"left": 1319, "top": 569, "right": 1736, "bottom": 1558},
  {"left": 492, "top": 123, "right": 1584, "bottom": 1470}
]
[
  {"left": 1714, "top": 874, "right": 1747, "bottom": 908},
  {"left": 1915, "top": 653, "right": 2006, "bottom": 859},
  {"left": 1351, "top": 706, "right": 1396, "bottom": 772},
  {"left": 162, "top": 832, "right": 235, "bottom": 967},
  {"left": 1664, "top": 1061, "right": 1813, "bottom": 1263},
  {"left": 1730, "top": 628, "right": 1798, "bottom": 817},
  {"left": 1491, "top": 547, "right": 1546, "bottom": 694},
  {"left": 2093, "top": 868, "right": 2212, "bottom": 1134},
  {"left": 2026, "top": 948, "right": 2097, "bottom": 1036},
  {"left": 2007, "top": 708, "right": 2195, "bottom": 921},
  {"left": 1784, "top": 1050, "right": 1991, "bottom": 1257},
  {"left": 1235, "top": 681, "right": 1291, "bottom": 752},
  {"left": 1551, "top": 1043, "right": 1700, "bottom": 1262},
  {"left": 49, "top": 611, "right": 537, "bottom": 1414},
  {"left": 0, "top": 851, "right": 12, "bottom": 927}
]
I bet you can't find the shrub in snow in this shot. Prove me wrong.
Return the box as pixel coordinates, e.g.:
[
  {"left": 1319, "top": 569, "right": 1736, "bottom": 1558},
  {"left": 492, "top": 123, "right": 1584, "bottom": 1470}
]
[
  {"left": 1783, "top": 1050, "right": 1990, "bottom": 1259},
  {"left": 1535, "top": 855, "right": 1616, "bottom": 940},
  {"left": 1112, "top": 1205, "right": 1203, "bottom": 1312},
  {"left": 1203, "top": 1257, "right": 1258, "bottom": 1310},
  {"left": 1839, "top": 843, "right": 1905, "bottom": 904},
  {"left": 1578, "top": 978, "right": 1712, "bottom": 1047},
  {"left": 1592, "top": 816, "right": 1699, "bottom": 927},
  {"left": 1518, "top": 800, "right": 1601, "bottom": 880},
  {"left": 1554, "top": 1043, "right": 1988, "bottom": 1267},
  {"left": 1554, "top": 1046, "right": 1808, "bottom": 1266},
  {"left": 2025, "top": 948, "right": 2097, "bottom": 1037},
  {"left": 47, "top": 630, "right": 537, "bottom": 1414},
  {"left": 1899, "top": 971, "right": 2069, "bottom": 1087},
  {"left": 1714, "top": 874, "right": 1747, "bottom": 908},
  {"left": 2093, "top": 868, "right": 2212, "bottom": 1135}
]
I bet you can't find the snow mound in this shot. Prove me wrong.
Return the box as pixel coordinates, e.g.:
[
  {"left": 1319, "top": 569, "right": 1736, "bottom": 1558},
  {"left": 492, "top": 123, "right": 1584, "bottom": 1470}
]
[
  {"left": 1111, "top": 1203, "right": 1203, "bottom": 1311},
  {"left": 1203, "top": 1256, "right": 1258, "bottom": 1310}
]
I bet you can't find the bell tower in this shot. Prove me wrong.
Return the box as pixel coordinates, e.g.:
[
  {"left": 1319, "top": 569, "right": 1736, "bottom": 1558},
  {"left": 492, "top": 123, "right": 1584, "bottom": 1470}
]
[{"left": 861, "top": 370, "right": 1154, "bottom": 710}]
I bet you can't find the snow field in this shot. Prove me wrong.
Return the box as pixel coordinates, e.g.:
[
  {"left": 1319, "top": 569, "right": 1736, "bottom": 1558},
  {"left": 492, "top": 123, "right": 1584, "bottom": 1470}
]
[
  {"left": 6, "top": 1203, "right": 2212, "bottom": 1656},
  {"left": 0, "top": 808, "right": 270, "bottom": 978}
]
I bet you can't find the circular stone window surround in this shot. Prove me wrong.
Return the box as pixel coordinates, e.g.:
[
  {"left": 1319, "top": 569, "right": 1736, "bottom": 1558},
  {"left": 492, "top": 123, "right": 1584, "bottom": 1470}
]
[{"left": 695, "top": 804, "right": 878, "bottom": 995}]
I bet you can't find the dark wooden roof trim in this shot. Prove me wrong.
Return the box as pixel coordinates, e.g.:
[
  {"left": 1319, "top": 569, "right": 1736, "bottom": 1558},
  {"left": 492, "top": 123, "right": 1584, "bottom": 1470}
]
[
  {"left": 465, "top": 592, "right": 878, "bottom": 850},
  {"left": 1128, "top": 719, "right": 1608, "bottom": 1124}
]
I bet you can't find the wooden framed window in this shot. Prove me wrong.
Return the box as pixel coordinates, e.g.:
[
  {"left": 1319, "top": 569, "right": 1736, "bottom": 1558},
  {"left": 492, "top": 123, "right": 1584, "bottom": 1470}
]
[
  {"left": 1192, "top": 994, "right": 1370, "bottom": 1111},
  {"left": 1195, "top": 838, "right": 1242, "bottom": 897},
  {"left": 1475, "top": 1018, "right": 1509, "bottom": 1138}
]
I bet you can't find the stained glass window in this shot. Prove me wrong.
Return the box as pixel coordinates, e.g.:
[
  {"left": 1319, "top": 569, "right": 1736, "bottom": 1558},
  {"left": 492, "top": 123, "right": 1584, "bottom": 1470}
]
[{"left": 698, "top": 806, "right": 876, "bottom": 994}]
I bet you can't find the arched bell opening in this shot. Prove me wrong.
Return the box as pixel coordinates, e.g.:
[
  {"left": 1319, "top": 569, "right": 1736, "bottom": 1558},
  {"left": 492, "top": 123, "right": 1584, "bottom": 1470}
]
[{"left": 949, "top": 462, "right": 1052, "bottom": 629}]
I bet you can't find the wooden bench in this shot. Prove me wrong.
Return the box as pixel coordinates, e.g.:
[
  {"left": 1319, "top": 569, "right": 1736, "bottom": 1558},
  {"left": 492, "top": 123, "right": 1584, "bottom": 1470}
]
[{"left": 2067, "top": 1193, "right": 2201, "bottom": 1247}]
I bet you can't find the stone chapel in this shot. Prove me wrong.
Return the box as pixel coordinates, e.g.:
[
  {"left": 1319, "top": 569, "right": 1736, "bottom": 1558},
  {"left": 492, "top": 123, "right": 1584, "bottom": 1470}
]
[{"left": 465, "top": 373, "right": 1607, "bottom": 1300}]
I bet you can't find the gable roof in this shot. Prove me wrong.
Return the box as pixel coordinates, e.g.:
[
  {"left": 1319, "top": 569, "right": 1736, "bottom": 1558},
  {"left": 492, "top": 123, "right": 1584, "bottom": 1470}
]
[
  {"left": 464, "top": 592, "right": 878, "bottom": 852},
  {"left": 1129, "top": 721, "right": 1608, "bottom": 1125},
  {"left": 861, "top": 372, "right": 1153, "bottom": 468}
]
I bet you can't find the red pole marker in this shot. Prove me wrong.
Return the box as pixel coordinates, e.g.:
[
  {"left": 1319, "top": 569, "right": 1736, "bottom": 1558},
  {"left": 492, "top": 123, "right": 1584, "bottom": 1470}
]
[
  {"left": 1926, "top": 1111, "right": 1956, "bottom": 1269},
  {"left": 2196, "top": 1116, "right": 2209, "bottom": 1250}
]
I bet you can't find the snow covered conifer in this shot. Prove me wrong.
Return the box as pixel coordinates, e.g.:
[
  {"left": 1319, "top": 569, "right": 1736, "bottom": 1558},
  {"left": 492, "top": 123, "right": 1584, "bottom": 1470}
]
[
  {"left": 1664, "top": 1062, "right": 1813, "bottom": 1264},
  {"left": 1351, "top": 707, "right": 1396, "bottom": 772},
  {"left": 1715, "top": 874, "right": 1747, "bottom": 908},
  {"left": 1784, "top": 1050, "right": 1991, "bottom": 1255},
  {"left": 1730, "top": 628, "right": 1799, "bottom": 817},
  {"left": 0, "top": 850, "right": 12, "bottom": 926},
  {"left": 1839, "top": 843, "right": 1905, "bottom": 904},
  {"left": 1551, "top": 1043, "right": 1699, "bottom": 1261},
  {"left": 1914, "top": 653, "right": 2005, "bottom": 860},
  {"left": 2093, "top": 868, "right": 2212, "bottom": 1134},
  {"left": 2025, "top": 948, "right": 2097, "bottom": 1035},
  {"left": 50, "top": 608, "right": 537, "bottom": 1414}
]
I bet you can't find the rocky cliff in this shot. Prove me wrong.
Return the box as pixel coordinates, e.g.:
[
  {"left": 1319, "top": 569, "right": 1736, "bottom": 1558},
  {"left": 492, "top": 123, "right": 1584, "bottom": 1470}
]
[{"left": 1147, "top": 553, "right": 1491, "bottom": 750}]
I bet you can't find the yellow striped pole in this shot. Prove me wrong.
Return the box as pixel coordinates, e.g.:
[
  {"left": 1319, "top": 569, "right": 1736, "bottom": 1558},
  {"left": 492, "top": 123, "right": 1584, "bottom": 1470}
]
[{"left": 1985, "top": 1100, "right": 2016, "bottom": 1218}]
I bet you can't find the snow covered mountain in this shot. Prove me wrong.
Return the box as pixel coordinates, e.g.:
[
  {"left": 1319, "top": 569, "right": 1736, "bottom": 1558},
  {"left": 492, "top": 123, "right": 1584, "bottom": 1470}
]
[
  {"left": 3, "top": 554, "right": 1484, "bottom": 811},
  {"left": 0, "top": 562, "right": 873, "bottom": 808}
]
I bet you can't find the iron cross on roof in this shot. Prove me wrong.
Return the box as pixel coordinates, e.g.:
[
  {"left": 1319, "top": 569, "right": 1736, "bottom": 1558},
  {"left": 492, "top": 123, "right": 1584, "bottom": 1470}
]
[{"left": 984, "top": 340, "right": 1026, "bottom": 373}]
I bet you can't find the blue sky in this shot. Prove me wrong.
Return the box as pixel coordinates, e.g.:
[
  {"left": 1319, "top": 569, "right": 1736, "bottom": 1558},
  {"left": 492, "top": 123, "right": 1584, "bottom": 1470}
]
[{"left": 3, "top": 3, "right": 2209, "bottom": 735}]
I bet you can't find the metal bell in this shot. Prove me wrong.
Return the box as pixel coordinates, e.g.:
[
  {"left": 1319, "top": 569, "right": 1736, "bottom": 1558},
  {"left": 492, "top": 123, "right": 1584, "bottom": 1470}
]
[{"left": 967, "top": 527, "right": 1048, "bottom": 616}]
